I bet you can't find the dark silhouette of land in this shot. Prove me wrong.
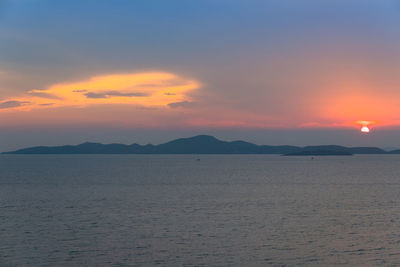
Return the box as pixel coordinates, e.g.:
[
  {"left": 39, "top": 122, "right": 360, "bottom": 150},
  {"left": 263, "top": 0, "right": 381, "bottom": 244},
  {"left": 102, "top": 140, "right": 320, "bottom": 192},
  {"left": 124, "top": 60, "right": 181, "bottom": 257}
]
[{"left": 3, "top": 135, "right": 396, "bottom": 155}]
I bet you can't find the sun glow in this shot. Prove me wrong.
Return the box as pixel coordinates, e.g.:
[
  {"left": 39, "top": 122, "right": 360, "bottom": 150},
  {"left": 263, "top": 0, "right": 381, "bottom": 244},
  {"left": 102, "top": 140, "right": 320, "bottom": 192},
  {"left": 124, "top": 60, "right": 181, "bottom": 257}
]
[
  {"left": 357, "top": 120, "right": 374, "bottom": 133},
  {"left": 320, "top": 90, "right": 400, "bottom": 128},
  {"left": 361, "top": 126, "right": 370, "bottom": 133}
]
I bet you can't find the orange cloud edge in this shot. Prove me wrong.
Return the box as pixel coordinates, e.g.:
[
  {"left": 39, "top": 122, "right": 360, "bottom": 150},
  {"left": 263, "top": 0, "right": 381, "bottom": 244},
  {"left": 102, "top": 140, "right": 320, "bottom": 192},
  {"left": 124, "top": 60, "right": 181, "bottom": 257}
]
[{"left": 0, "top": 71, "right": 201, "bottom": 111}]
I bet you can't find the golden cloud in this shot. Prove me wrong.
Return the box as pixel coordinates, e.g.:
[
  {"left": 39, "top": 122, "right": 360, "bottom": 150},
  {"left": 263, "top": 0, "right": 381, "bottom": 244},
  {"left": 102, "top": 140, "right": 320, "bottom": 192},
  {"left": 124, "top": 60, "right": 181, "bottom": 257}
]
[{"left": 0, "top": 71, "right": 200, "bottom": 111}]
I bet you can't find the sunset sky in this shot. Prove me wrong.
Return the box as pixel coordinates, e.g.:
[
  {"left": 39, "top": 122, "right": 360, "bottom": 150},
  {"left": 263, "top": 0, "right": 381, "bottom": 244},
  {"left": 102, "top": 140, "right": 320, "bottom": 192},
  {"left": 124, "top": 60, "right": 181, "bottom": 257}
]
[{"left": 1, "top": 0, "right": 400, "bottom": 150}]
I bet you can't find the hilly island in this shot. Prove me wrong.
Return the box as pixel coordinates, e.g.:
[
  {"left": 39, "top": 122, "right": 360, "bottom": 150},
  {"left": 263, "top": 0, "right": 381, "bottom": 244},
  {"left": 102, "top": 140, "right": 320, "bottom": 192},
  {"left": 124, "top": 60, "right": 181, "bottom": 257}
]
[{"left": 3, "top": 135, "right": 399, "bottom": 155}]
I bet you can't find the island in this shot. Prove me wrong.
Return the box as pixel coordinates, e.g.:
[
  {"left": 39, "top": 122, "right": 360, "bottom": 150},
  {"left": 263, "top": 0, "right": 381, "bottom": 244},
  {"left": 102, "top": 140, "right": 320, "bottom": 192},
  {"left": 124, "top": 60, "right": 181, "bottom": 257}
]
[{"left": 2, "top": 135, "right": 392, "bottom": 155}]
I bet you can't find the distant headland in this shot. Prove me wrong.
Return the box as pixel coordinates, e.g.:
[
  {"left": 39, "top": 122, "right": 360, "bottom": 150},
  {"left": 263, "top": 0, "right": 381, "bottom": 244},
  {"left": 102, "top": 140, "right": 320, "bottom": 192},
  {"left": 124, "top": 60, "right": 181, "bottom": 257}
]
[{"left": 3, "top": 135, "right": 400, "bottom": 155}]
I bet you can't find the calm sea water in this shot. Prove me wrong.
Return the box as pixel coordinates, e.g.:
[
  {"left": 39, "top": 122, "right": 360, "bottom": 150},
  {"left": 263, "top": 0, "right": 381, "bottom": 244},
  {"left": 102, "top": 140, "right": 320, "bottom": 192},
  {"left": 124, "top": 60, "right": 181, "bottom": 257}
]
[{"left": 1, "top": 155, "right": 400, "bottom": 266}]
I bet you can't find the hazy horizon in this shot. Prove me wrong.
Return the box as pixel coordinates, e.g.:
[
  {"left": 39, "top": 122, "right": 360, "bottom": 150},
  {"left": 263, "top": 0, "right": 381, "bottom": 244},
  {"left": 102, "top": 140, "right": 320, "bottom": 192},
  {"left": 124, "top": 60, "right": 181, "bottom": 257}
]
[{"left": 2, "top": 128, "right": 400, "bottom": 152}]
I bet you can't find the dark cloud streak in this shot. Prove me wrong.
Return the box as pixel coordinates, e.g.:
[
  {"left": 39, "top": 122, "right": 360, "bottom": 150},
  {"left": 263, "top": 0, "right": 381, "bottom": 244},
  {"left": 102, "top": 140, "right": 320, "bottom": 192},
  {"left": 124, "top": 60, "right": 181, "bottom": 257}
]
[
  {"left": 0, "top": 100, "right": 31, "bottom": 109},
  {"left": 84, "top": 91, "right": 149, "bottom": 99},
  {"left": 168, "top": 101, "right": 196, "bottom": 108}
]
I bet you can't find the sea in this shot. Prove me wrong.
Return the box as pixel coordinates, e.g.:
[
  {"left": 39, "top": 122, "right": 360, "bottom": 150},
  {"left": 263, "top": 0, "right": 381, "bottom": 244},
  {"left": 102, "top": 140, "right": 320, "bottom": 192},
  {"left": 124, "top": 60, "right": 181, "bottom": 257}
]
[{"left": 1, "top": 154, "right": 400, "bottom": 266}]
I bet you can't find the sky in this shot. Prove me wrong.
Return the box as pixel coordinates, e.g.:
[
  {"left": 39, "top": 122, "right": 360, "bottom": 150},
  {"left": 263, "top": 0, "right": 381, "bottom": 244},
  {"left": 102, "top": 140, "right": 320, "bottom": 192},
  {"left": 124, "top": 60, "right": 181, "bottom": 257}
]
[{"left": 1, "top": 0, "right": 400, "bottom": 150}]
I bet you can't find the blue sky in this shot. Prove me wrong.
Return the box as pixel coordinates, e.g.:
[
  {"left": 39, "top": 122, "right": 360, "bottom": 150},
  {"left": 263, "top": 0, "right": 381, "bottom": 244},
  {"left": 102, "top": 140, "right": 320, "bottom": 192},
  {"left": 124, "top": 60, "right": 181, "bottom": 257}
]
[{"left": 1, "top": 0, "right": 400, "bottom": 150}]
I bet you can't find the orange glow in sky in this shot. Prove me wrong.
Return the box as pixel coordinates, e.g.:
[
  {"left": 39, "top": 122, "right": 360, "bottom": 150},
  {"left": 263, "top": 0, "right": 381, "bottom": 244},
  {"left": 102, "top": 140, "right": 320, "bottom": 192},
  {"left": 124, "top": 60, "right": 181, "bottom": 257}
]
[
  {"left": 0, "top": 71, "right": 200, "bottom": 111},
  {"left": 357, "top": 120, "right": 375, "bottom": 132},
  {"left": 317, "top": 91, "right": 399, "bottom": 128}
]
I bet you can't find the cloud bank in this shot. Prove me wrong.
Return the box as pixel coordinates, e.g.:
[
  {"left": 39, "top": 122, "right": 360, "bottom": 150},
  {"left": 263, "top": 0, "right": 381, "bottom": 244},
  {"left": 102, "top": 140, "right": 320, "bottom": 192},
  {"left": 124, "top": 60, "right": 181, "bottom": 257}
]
[{"left": 0, "top": 71, "right": 200, "bottom": 111}]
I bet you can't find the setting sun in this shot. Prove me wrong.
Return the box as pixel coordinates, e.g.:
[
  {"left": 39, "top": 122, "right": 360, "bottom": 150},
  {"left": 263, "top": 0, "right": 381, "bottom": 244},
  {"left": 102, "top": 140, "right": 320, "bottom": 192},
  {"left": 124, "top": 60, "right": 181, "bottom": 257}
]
[
  {"left": 361, "top": 126, "right": 370, "bottom": 133},
  {"left": 356, "top": 120, "right": 374, "bottom": 133}
]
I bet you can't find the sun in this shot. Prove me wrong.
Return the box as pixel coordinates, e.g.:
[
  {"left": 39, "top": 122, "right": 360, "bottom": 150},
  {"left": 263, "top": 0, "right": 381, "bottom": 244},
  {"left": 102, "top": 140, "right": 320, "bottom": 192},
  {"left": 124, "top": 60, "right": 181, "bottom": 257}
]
[
  {"left": 356, "top": 120, "right": 374, "bottom": 133},
  {"left": 361, "top": 126, "right": 370, "bottom": 133}
]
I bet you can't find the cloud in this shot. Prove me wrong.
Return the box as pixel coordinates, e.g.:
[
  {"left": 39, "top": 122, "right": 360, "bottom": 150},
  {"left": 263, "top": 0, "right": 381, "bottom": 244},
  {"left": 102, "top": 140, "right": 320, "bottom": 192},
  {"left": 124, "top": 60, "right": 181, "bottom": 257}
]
[
  {"left": 0, "top": 71, "right": 200, "bottom": 111},
  {"left": 84, "top": 91, "right": 149, "bottom": 99},
  {"left": 84, "top": 92, "right": 108, "bottom": 99},
  {"left": 38, "top": 103, "right": 54, "bottom": 106},
  {"left": 0, "top": 100, "right": 31, "bottom": 109},
  {"left": 168, "top": 101, "right": 196, "bottom": 108}
]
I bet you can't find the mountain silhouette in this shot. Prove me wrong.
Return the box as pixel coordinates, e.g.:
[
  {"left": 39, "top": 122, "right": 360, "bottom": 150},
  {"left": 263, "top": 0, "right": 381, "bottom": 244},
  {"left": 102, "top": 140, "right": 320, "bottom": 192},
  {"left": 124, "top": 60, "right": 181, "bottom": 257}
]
[{"left": 2, "top": 135, "right": 390, "bottom": 154}]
